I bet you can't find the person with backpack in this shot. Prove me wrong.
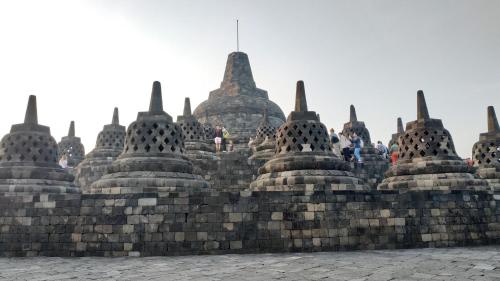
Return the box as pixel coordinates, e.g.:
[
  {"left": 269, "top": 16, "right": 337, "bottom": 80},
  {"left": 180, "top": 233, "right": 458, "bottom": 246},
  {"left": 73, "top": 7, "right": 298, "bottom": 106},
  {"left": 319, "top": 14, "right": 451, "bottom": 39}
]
[
  {"left": 222, "top": 127, "right": 230, "bottom": 152},
  {"left": 376, "top": 141, "right": 388, "bottom": 159},
  {"left": 329, "top": 128, "right": 340, "bottom": 157}
]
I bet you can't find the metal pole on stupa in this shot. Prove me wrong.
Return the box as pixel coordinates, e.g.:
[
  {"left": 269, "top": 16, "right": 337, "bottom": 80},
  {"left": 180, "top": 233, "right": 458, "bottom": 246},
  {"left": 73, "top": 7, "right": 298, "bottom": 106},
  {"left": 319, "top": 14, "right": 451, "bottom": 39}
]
[{"left": 74, "top": 107, "right": 126, "bottom": 191}]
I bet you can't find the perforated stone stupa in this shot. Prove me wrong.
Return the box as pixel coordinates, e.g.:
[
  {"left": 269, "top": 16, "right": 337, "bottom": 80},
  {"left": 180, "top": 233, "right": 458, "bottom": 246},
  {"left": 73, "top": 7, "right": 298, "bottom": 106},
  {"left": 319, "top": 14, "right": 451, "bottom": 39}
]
[
  {"left": 472, "top": 106, "right": 500, "bottom": 191},
  {"left": 341, "top": 105, "right": 389, "bottom": 188},
  {"left": 90, "top": 81, "right": 209, "bottom": 193},
  {"left": 176, "top": 97, "right": 215, "bottom": 159},
  {"left": 378, "top": 90, "right": 489, "bottom": 191},
  {"left": 249, "top": 81, "right": 367, "bottom": 191},
  {"left": 74, "top": 108, "right": 126, "bottom": 191},
  {"left": 0, "top": 96, "right": 77, "bottom": 193},
  {"left": 249, "top": 107, "right": 280, "bottom": 161},
  {"left": 193, "top": 52, "right": 285, "bottom": 148},
  {"left": 388, "top": 117, "right": 404, "bottom": 147},
  {"left": 58, "top": 121, "right": 85, "bottom": 167}
]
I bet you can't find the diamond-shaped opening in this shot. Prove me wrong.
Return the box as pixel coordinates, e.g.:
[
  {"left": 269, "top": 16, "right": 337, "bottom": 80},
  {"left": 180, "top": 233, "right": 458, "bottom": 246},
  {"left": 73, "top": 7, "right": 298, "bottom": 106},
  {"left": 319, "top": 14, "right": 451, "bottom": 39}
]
[
  {"left": 320, "top": 144, "right": 325, "bottom": 151},
  {"left": 144, "top": 144, "right": 151, "bottom": 152},
  {"left": 314, "top": 136, "right": 319, "bottom": 142},
  {"left": 409, "top": 152, "right": 414, "bottom": 159},
  {"left": 310, "top": 144, "right": 315, "bottom": 151},
  {"left": 312, "top": 124, "right": 316, "bottom": 128},
  {"left": 303, "top": 137, "right": 308, "bottom": 143},
  {"left": 136, "top": 129, "right": 141, "bottom": 135},
  {"left": 446, "top": 143, "right": 450, "bottom": 148},
  {"left": 286, "top": 145, "right": 291, "bottom": 152},
  {"left": 409, "top": 138, "right": 414, "bottom": 144},
  {"left": 298, "top": 130, "right": 303, "bottom": 136},
  {"left": 297, "top": 144, "right": 303, "bottom": 151},
  {"left": 20, "top": 155, "right": 25, "bottom": 161},
  {"left": 424, "top": 130, "right": 429, "bottom": 135},
  {"left": 400, "top": 152, "right": 405, "bottom": 158},
  {"left": 174, "top": 139, "right": 178, "bottom": 145},
  {"left": 302, "top": 124, "right": 307, "bottom": 128},
  {"left": 158, "top": 144, "right": 164, "bottom": 152},
  {"left": 147, "top": 129, "right": 153, "bottom": 135},
  {"left": 309, "top": 129, "right": 313, "bottom": 135},
  {"left": 153, "top": 123, "right": 159, "bottom": 129},
  {"left": 292, "top": 137, "right": 297, "bottom": 143},
  {"left": 171, "top": 131, "right": 175, "bottom": 136},
  {"left": 133, "top": 145, "right": 138, "bottom": 151},
  {"left": 293, "top": 124, "right": 298, "bottom": 130},
  {"left": 141, "top": 136, "right": 146, "bottom": 143},
  {"left": 171, "top": 146, "right": 176, "bottom": 152},
  {"left": 287, "top": 131, "right": 293, "bottom": 137},
  {"left": 419, "top": 150, "right": 425, "bottom": 157},
  {"left": 152, "top": 137, "right": 158, "bottom": 143},
  {"left": 405, "top": 134, "right": 410, "bottom": 139},
  {"left": 159, "top": 129, "right": 165, "bottom": 136},
  {"left": 404, "top": 146, "right": 409, "bottom": 151},
  {"left": 414, "top": 144, "right": 419, "bottom": 150},
  {"left": 32, "top": 155, "right": 37, "bottom": 161},
  {"left": 486, "top": 158, "right": 491, "bottom": 163},
  {"left": 443, "top": 149, "right": 448, "bottom": 154},
  {"left": 425, "top": 143, "right": 430, "bottom": 149}
]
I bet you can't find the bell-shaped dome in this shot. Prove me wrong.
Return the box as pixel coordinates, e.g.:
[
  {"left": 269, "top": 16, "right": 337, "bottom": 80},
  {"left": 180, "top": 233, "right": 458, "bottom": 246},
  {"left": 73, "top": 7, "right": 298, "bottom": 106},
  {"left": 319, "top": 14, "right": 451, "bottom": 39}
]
[{"left": 58, "top": 121, "right": 85, "bottom": 167}]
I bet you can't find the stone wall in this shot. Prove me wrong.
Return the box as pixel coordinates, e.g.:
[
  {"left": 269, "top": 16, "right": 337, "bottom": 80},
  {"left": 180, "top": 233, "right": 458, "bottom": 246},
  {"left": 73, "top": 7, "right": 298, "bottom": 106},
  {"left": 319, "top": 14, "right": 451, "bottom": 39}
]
[{"left": 1, "top": 188, "right": 498, "bottom": 257}]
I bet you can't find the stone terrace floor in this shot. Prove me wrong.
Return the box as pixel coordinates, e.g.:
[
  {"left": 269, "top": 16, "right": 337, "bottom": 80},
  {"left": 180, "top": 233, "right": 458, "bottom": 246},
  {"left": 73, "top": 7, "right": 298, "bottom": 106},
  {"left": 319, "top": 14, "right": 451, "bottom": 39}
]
[{"left": 1, "top": 246, "right": 499, "bottom": 281}]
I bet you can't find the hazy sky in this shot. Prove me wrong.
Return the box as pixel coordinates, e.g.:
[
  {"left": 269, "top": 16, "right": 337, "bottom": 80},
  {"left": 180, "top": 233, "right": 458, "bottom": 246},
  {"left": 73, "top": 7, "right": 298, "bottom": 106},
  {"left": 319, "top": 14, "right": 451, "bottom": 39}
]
[{"left": 0, "top": 0, "right": 498, "bottom": 157}]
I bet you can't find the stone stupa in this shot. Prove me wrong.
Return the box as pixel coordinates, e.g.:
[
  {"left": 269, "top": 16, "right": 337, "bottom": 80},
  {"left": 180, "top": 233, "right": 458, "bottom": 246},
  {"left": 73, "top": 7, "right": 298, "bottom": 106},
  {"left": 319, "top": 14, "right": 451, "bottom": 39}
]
[
  {"left": 58, "top": 121, "right": 85, "bottom": 167},
  {"left": 472, "top": 106, "right": 500, "bottom": 191},
  {"left": 341, "top": 105, "right": 389, "bottom": 188},
  {"left": 378, "top": 90, "right": 489, "bottom": 191},
  {"left": 249, "top": 81, "right": 367, "bottom": 191},
  {"left": 90, "top": 81, "right": 209, "bottom": 193},
  {"left": 0, "top": 95, "right": 78, "bottom": 193},
  {"left": 177, "top": 97, "right": 216, "bottom": 159},
  {"left": 388, "top": 117, "right": 404, "bottom": 148},
  {"left": 74, "top": 107, "right": 126, "bottom": 191},
  {"left": 249, "top": 107, "right": 281, "bottom": 161},
  {"left": 193, "top": 52, "right": 285, "bottom": 148}
]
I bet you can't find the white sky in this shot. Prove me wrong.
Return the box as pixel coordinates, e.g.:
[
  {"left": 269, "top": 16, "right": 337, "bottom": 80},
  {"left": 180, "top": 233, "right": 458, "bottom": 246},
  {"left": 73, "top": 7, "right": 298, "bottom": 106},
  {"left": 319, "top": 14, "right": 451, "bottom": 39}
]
[{"left": 0, "top": 0, "right": 498, "bottom": 157}]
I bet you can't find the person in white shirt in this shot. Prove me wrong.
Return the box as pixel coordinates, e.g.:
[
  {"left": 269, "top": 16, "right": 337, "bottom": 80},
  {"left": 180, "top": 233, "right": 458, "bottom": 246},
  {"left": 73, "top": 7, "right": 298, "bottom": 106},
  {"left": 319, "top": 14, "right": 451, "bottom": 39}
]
[
  {"left": 338, "top": 132, "right": 352, "bottom": 162},
  {"left": 58, "top": 154, "right": 68, "bottom": 169}
]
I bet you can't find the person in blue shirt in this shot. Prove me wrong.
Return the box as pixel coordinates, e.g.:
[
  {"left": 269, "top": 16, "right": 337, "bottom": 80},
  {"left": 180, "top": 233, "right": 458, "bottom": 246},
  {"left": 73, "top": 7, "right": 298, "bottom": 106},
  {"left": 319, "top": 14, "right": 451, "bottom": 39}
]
[{"left": 350, "top": 133, "right": 363, "bottom": 166}]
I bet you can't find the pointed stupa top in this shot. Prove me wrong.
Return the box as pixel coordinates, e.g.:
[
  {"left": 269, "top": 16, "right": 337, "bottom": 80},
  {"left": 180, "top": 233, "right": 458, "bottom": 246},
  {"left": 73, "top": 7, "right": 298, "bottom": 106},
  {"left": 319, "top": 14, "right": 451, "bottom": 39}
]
[
  {"left": 24, "top": 95, "right": 38, "bottom": 125},
  {"left": 221, "top": 52, "right": 256, "bottom": 89},
  {"left": 288, "top": 81, "right": 318, "bottom": 121},
  {"left": 487, "top": 106, "right": 499, "bottom": 133},
  {"left": 183, "top": 97, "right": 192, "bottom": 117},
  {"left": 149, "top": 81, "right": 164, "bottom": 114},
  {"left": 417, "top": 90, "right": 430, "bottom": 120},
  {"left": 295, "top": 81, "right": 308, "bottom": 112},
  {"left": 349, "top": 105, "right": 357, "bottom": 122},
  {"left": 68, "top": 121, "right": 75, "bottom": 137},
  {"left": 397, "top": 117, "right": 404, "bottom": 134},
  {"left": 112, "top": 107, "right": 119, "bottom": 125}
]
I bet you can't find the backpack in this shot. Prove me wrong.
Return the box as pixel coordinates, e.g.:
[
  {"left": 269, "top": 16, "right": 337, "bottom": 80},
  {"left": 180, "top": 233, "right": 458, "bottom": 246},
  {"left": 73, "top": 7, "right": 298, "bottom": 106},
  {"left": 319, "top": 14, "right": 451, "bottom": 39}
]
[{"left": 331, "top": 135, "right": 339, "bottom": 144}]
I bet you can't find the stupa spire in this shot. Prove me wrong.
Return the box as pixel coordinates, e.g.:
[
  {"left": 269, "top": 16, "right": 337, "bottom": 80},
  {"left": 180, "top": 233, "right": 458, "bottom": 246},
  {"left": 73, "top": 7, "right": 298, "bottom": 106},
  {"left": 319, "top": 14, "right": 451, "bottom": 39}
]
[
  {"left": 350, "top": 105, "right": 357, "bottom": 122},
  {"left": 68, "top": 121, "right": 75, "bottom": 137},
  {"left": 149, "top": 81, "right": 163, "bottom": 114},
  {"left": 112, "top": 107, "right": 119, "bottom": 125},
  {"left": 417, "top": 90, "right": 430, "bottom": 120},
  {"left": 294, "top": 81, "right": 308, "bottom": 112},
  {"left": 487, "top": 106, "right": 499, "bottom": 133},
  {"left": 397, "top": 117, "right": 404, "bottom": 134},
  {"left": 183, "top": 97, "right": 192, "bottom": 117},
  {"left": 24, "top": 95, "right": 38, "bottom": 125}
]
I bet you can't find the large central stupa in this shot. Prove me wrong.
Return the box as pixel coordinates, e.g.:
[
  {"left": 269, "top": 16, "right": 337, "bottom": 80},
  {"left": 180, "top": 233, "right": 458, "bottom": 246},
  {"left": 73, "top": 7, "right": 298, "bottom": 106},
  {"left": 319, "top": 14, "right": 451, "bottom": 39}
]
[{"left": 193, "top": 52, "right": 285, "bottom": 148}]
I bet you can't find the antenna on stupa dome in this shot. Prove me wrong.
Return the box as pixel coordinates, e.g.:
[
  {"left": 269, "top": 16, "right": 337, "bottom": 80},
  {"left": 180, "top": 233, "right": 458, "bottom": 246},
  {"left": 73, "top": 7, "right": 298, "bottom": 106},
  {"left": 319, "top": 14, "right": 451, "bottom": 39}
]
[{"left": 236, "top": 19, "right": 240, "bottom": 52}]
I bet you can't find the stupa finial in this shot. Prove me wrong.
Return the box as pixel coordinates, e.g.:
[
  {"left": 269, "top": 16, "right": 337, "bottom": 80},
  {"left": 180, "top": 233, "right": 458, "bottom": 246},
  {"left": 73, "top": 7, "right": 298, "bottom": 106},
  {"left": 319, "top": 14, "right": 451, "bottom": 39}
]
[
  {"left": 24, "top": 95, "right": 38, "bottom": 125},
  {"left": 112, "top": 107, "right": 119, "bottom": 125},
  {"left": 294, "top": 81, "right": 308, "bottom": 112},
  {"left": 417, "top": 90, "right": 430, "bottom": 120},
  {"left": 149, "top": 81, "right": 164, "bottom": 113},
  {"left": 397, "top": 117, "right": 404, "bottom": 133},
  {"left": 487, "top": 106, "right": 499, "bottom": 133},
  {"left": 183, "top": 97, "right": 192, "bottom": 117},
  {"left": 68, "top": 121, "right": 75, "bottom": 137},
  {"left": 350, "top": 105, "right": 357, "bottom": 122}
]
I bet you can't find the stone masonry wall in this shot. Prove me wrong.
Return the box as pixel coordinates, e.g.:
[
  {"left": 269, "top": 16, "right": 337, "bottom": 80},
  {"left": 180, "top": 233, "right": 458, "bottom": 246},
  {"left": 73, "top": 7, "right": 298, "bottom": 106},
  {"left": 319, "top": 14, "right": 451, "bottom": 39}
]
[{"left": 2, "top": 188, "right": 498, "bottom": 257}]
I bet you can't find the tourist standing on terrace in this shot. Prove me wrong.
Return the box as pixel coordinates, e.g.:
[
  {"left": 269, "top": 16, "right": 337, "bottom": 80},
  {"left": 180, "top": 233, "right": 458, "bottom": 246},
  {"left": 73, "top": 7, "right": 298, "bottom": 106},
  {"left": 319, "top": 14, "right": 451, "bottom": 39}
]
[
  {"left": 389, "top": 142, "right": 399, "bottom": 165},
  {"left": 376, "top": 141, "right": 388, "bottom": 159},
  {"left": 330, "top": 128, "right": 340, "bottom": 157},
  {"left": 351, "top": 133, "right": 363, "bottom": 166},
  {"left": 214, "top": 125, "right": 223, "bottom": 153},
  {"left": 339, "top": 132, "right": 351, "bottom": 162}
]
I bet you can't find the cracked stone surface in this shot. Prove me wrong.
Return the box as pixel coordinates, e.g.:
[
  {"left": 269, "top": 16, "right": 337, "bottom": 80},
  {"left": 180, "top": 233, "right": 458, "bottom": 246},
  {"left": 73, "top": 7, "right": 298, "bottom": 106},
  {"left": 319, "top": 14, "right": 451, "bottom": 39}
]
[{"left": 0, "top": 246, "right": 499, "bottom": 281}]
